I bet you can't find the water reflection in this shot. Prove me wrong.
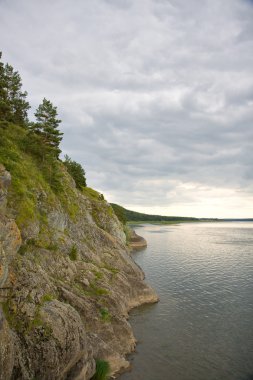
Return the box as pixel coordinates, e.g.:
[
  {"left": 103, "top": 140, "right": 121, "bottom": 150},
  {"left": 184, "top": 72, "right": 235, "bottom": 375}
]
[{"left": 120, "top": 222, "right": 253, "bottom": 380}]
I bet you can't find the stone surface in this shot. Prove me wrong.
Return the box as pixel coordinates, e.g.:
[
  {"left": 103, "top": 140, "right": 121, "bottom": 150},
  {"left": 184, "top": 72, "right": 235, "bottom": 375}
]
[
  {"left": 0, "top": 309, "right": 15, "bottom": 380},
  {"left": 0, "top": 166, "right": 158, "bottom": 379},
  {"left": 129, "top": 229, "right": 148, "bottom": 250}
]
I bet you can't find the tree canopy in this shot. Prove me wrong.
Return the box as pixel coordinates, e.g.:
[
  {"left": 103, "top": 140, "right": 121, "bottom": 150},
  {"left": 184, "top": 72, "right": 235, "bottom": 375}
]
[
  {"left": 30, "top": 98, "right": 63, "bottom": 158},
  {"left": 0, "top": 52, "right": 87, "bottom": 190},
  {"left": 63, "top": 155, "right": 87, "bottom": 189},
  {"left": 0, "top": 52, "right": 30, "bottom": 126}
]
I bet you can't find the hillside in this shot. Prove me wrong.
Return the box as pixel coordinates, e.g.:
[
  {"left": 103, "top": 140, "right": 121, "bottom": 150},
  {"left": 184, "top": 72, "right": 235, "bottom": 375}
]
[
  {"left": 110, "top": 203, "right": 199, "bottom": 223},
  {"left": 0, "top": 124, "right": 158, "bottom": 380}
]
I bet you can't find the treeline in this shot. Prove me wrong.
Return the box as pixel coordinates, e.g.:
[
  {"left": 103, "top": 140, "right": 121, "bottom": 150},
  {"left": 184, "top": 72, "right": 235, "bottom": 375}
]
[
  {"left": 110, "top": 203, "right": 199, "bottom": 223},
  {"left": 0, "top": 52, "right": 86, "bottom": 190}
]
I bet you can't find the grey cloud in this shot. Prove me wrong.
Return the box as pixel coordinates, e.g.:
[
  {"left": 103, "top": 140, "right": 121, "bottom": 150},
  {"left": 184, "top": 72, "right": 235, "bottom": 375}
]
[{"left": 0, "top": 0, "right": 253, "bottom": 217}]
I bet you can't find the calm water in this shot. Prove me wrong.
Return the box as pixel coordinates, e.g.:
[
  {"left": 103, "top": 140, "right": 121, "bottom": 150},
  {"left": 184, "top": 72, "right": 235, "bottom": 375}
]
[{"left": 120, "top": 222, "right": 253, "bottom": 380}]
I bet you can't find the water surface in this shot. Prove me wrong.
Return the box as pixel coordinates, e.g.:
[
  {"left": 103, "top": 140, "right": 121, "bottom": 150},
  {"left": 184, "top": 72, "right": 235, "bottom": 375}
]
[{"left": 120, "top": 222, "right": 253, "bottom": 380}]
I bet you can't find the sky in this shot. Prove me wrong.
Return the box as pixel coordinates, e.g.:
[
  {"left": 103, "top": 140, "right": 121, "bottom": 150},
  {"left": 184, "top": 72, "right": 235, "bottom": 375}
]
[{"left": 0, "top": 0, "right": 253, "bottom": 218}]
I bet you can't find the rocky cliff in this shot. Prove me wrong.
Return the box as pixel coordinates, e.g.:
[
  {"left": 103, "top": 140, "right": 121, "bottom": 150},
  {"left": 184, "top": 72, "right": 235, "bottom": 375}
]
[{"left": 0, "top": 154, "right": 157, "bottom": 380}]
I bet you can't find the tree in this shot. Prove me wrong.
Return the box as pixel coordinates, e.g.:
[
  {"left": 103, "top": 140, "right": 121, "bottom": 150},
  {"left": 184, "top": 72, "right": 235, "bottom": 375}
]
[
  {"left": 0, "top": 52, "right": 10, "bottom": 123},
  {"left": 31, "top": 98, "right": 63, "bottom": 157},
  {"left": 0, "top": 52, "right": 30, "bottom": 126},
  {"left": 63, "top": 155, "right": 87, "bottom": 189}
]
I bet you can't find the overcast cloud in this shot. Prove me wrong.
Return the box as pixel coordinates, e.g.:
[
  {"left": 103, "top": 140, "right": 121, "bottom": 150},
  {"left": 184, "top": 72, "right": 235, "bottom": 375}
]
[{"left": 1, "top": 0, "right": 253, "bottom": 217}]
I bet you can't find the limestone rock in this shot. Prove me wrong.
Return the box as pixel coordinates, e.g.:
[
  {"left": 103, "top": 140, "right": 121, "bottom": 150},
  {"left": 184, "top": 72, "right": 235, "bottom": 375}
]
[
  {"left": 0, "top": 165, "right": 158, "bottom": 379},
  {"left": 0, "top": 164, "right": 11, "bottom": 214},
  {"left": 0, "top": 309, "right": 15, "bottom": 380}
]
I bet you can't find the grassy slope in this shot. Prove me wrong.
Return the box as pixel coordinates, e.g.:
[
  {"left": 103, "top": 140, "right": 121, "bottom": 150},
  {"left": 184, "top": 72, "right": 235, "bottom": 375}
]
[{"left": 0, "top": 123, "right": 109, "bottom": 234}]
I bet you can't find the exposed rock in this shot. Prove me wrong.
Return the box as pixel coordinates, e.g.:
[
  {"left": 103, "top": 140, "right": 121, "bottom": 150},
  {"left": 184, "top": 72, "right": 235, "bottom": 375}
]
[
  {"left": 0, "top": 166, "right": 158, "bottom": 379},
  {"left": 0, "top": 309, "right": 15, "bottom": 380},
  {"left": 129, "top": 229, "right": 147, "bottom": 250},
  {"left": 11, "top": 301, "right": 95, "bottom": 380},
  {"left": 0, "top": 164, "right": 11, "bottom": 214}
]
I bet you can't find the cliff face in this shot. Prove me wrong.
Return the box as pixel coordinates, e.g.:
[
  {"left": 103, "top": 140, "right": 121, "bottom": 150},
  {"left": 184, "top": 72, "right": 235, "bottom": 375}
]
[{"left": 0, "top": 162, "right": 157, "bottom": 380}]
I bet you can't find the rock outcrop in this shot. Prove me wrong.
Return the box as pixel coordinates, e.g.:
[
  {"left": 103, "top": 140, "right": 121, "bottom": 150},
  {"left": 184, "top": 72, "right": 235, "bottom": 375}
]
[
  {"left": 0, "top": 165, "right": 158, "bottom": 380},
  {"left": 129, "top": 229, "right": 147, "bottom": 250}
]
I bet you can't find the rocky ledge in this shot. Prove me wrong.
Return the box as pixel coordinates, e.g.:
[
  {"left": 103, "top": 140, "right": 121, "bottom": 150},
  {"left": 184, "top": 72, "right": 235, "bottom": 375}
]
[
  {"left": 129, "top": 229, "right": 147, "bottom": 250},
  {"left": 0, "top": 165, "right": 158, "bottom": 380}
]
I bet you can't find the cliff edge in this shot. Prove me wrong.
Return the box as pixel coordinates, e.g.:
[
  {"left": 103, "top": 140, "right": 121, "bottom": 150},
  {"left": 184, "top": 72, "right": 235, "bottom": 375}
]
[{"left": 0, "top": 126, "right": 158, "bottom": 380}]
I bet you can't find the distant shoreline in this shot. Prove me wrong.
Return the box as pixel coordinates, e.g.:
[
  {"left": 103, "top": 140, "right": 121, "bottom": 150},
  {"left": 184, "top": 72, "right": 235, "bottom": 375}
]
[{"left": 127, "top": 219, "right": 253, "bottom": 226}]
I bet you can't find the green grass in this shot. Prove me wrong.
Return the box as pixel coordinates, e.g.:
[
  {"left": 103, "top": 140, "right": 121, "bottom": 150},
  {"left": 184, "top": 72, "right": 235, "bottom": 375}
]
[
  {"left": 90, "top": 284, "right": 109, "bottom": 296},
  {"left": 82, "top": 187, "right": 103, "bottom": 200},
  {"left": 0, "top": 124, "right": 82, "bottom": 229},
  {"left": 41, "top": 294, "right": 55, "bottom": 303},
  {"left": 99, "top": 308, "right": 111, "bottom": 322},
  {"left": 92, "top": 270, "right": 104, "bottom": 280},
  {"left": 69, "top": 244, "right": 78, "bottom": 261},
  {"left": 101, "top": 264, "right": 119, "bottom": 275},
  {"left": 92, "top": 360, "right": 110, "bottom": 380}
]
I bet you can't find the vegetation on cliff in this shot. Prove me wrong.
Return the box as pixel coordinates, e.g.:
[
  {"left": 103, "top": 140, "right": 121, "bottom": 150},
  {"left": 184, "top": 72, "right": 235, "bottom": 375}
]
[
  {"left": 0, "top": 51, "right": 86, "bottom": 194},
  {"left": 0, "top": 52, "right": 158, "bottom": 380}
]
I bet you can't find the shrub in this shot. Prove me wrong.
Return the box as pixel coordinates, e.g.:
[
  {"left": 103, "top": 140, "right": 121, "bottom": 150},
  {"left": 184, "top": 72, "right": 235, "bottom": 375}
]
[
  {"left": 69, "top": 244, "right": 78, "bottom": 261},
  {"left": 41, "top": 294, "right": 54, "bottom": 303},
  {"left": 92, "top": 360, "right": 110, "bottom": 380},
  {"left": 63, "top": 154, "right": 86, "bottom": 189},
  {"left": 100, "top": 308, "right": 111, "bottom": 322}
]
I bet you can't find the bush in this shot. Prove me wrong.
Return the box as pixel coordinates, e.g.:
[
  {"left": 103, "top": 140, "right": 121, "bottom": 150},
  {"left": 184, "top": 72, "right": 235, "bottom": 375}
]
[
  {"left": 63, "top": 154, "right": 86, "bottom": 189},
  {"left": 100, "top": 308, "right": 111, "bottom": 322},
  {"left": 69, "top": 244, "right": 78, "bottom": 261},
  {"left": 92, "top": 360, "right": 110, "bottom": 380}
]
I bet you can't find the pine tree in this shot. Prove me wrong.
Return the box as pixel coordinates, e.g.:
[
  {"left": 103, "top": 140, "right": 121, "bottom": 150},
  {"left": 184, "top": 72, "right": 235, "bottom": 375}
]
[
  {"left": 4, "top": 63, "right": 30, "bottom": 125},
  {"left": 0, "top": 52, "right": 11, "bottom": 123},
  {"left": 0, "top": 52, "right": 30, "bottom": 126},
  {"left": 31, "top": 98, "right": 63, "bottom": 157}
]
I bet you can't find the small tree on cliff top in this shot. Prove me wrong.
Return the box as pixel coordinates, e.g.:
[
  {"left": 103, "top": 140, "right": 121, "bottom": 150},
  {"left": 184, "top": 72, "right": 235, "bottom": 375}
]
[
  {"left": 63, "top": 155, "right": 87, "bottom": 189},
  {"left": 31, "top": 98, "right": 63, "bottom": 157},
  {"left": 0, "top": 52, "right": 30, "bottom": 126}
]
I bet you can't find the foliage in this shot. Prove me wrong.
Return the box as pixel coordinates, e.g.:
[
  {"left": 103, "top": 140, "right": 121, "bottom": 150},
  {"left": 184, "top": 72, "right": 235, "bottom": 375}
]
[
  {"left": 0, "top": 52, "right": 30, "bottom": 126},
  {"left": 0, "top": 124, "right": 65, "bottom": 229},
  {"left": 110, "top": 203, "right": 199, "bottom": 223},
  {"left": 110, "top": 203, "right": 127, "bottom": 225},
  {"left": 63, "top": 154, "right": 87, "bottom": 189},
  {"left": 30, "top": 98, "right": 63, "bottom": 158},
  {"left": 41, "top": 294, "right": 54, "bottom": 303},
  {"left": 69, "top": 244, "right": 78, "bottom": 261},
  {"left": 92, "top": 360, "right": 110, "bottom": 380},
  {"left": 100, "top": 308, "right": 111, "bottom": 322},
  {"left": 82, "top": 187, "right": 103, "bottom": 200},
  {"left": 90, "top": 284, "right": 109, "bottom": 296}
]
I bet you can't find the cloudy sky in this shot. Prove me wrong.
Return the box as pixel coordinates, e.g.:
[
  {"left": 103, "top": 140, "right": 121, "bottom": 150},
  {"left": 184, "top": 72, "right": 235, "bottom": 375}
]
[{"left": 1, "top": 0, "right": 253, "bottom": 218}]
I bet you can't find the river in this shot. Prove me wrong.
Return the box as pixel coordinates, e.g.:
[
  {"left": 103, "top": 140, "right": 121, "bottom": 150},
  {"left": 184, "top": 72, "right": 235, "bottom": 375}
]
[{"left": 120, "top": 222, "right": 253, "bottom": 380}]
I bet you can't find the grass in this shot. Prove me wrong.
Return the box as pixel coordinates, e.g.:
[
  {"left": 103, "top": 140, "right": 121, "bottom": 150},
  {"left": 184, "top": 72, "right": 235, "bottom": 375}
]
[
  {"left": 69, "top": 244, "right": 78, "bottom": 261},
  {"left": 100, "top": 308, "right": 111, "bottom": 322},
  {"left": 92, "top": 360, "right": 110, "bottom": 380},
  {"left": 41, "top": 294, "right": 54, "bottom": 303},
  {"left": 101, "top": 264, "right": 119, "bottom": 275},
  {"left": 82, "top": 187, "right": 103, "bottom": 200},
  {"left": 90, "top": 284, "right": 109, "bottom": 296},
  {"left": 92, "top": 270, "right": 104, "bottom": 280}
]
